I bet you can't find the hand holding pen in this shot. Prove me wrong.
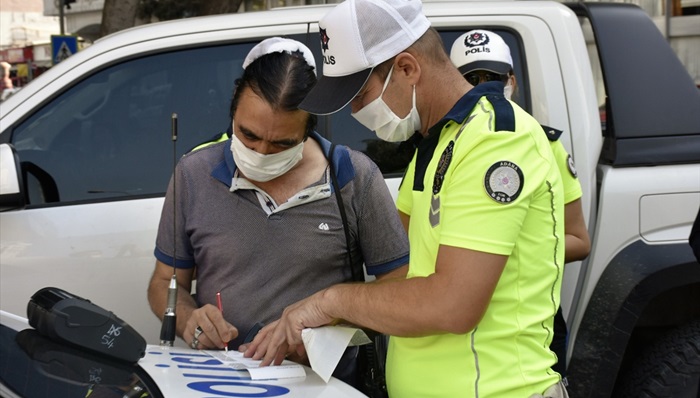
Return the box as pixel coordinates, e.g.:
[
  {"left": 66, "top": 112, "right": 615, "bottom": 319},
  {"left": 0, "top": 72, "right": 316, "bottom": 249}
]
[
  {"left": 216, "top": 291, "right": 228, "bottom": 352},
  {"left": 215, "top": 292, "right": 262, "bottom": 352},
  {"left": 186, "top": 298, "right": 238, "bottom": 351}
]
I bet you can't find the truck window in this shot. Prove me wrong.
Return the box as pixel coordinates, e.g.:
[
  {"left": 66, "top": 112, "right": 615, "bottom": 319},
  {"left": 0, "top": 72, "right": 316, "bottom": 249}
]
[
  {"left": 579, "top": 16, "right": 607, "bottom": 133},
  {"left": 11, "top": 43, "right": 253, "bottom": 205}
]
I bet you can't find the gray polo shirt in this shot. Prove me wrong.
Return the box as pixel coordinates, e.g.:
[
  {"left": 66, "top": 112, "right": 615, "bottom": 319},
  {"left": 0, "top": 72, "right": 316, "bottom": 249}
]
[{"left": 154, "top": 132, "right": 409, "bottom": 348}]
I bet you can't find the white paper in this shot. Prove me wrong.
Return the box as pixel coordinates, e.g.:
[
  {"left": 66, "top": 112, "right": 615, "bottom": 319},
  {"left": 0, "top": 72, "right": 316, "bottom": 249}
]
[
  {"left": 302, "top": 326, "right": 372, "bottom": 383},
  {"left": 206, "top": 349, "right": 306, "bottom": 380}
]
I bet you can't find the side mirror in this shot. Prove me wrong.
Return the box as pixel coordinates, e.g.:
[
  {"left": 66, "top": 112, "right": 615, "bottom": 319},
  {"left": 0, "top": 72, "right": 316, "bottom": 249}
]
[{"left": 0, "top": 143, "right": 25, "bottom": 211}]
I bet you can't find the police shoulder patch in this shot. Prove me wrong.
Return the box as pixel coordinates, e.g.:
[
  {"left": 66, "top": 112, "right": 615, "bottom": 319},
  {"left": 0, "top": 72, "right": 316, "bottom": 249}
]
[{"left": 484, "top": 161, "right": 524, "bottom": 204}]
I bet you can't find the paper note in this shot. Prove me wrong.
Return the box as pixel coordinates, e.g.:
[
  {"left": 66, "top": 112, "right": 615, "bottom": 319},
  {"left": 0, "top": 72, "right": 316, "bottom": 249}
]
[
  {"left": 206, "top": 349, "right": 306, "bottom": 380},
  {"left": 302, "top": 326, "right": 372, "bottom": 383}
]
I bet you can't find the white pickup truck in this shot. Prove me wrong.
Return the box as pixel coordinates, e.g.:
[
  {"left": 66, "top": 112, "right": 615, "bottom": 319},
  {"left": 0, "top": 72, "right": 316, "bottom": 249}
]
[{"left": 1, "top": 2, "right": 699, "bottom": 397}]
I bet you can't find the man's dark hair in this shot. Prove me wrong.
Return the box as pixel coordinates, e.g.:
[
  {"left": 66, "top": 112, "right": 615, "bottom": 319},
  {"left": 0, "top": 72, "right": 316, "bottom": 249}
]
[{"left": 230, "top": 50, "right": 317, "bottom": 137}]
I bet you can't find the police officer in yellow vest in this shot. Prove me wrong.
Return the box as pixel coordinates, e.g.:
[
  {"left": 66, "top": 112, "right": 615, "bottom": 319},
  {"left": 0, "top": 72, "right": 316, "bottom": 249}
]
[
  {"left": 245, "top": 1, "right": 569, "bottom": 396},
  {"left": 450, "top": 29, "right": 591, "bottom": 380}
]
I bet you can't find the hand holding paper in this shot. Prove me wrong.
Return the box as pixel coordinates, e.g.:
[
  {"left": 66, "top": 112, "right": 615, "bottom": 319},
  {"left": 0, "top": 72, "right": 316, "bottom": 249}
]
[
  {"left": 302, "top": 326, "right": 372, "bottom": 382},
  {"left": 208, "top": 326, "right": 370, "bottom": 383}
]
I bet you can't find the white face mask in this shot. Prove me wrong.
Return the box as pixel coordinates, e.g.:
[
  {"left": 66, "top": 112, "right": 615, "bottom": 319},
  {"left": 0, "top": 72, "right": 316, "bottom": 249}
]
[
  {"left": 351, "top": 66, "right": 421, "bottom": 142},
  {"left": 230, "top": 133, "right": 304, "bottom": 182},
  {"left": 504, "top": 83, "right": 514, "bottom": 100}
]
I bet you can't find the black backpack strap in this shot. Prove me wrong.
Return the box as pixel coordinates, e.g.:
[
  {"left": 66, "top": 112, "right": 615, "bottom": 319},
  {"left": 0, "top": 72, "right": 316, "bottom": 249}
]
[
  {"left": 327, "top": 143, "right": 388, "bottom": 398},
  {"left": 327, "top": 143, "right": 362, "bottom": 282}
]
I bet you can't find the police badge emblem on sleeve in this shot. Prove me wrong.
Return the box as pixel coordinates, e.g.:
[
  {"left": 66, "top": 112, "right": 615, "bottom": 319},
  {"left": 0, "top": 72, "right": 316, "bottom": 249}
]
[{"left": 484, "top": 161, "right": 524, "bottom": 203}]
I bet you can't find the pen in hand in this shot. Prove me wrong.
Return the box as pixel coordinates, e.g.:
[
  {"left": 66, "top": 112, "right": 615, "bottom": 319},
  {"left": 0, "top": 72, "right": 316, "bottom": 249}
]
[{"left": 216, "top": 291, "right": 228, "bottom": 352}]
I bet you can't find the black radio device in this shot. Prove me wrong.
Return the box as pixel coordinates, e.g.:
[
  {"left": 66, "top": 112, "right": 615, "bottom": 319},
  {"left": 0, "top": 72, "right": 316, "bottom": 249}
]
[{"left": 27, "top": 286, "right": 147, "bottom": 364}]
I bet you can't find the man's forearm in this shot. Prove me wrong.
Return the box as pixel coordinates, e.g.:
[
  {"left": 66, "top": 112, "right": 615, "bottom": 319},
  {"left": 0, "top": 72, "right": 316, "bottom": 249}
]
[
  {"left": 323, "top": 275, "right": 464, "bottom": 337},
  {"left": 322, "top": 246, "right": 504, "bottom": 337},
  {"left": 173, "top": 286, "right": 198, "bottom": 337}
]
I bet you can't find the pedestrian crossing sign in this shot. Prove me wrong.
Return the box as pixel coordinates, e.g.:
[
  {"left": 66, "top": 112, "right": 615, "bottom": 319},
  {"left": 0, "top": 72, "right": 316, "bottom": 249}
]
[{"left": 51, "top": 35, "right": 78, "bottom": 65}]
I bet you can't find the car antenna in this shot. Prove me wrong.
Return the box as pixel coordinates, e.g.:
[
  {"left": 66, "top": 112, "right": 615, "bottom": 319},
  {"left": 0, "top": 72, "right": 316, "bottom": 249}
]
[{"left": 160, "top": 113, "right": 178, "bottom": 347}]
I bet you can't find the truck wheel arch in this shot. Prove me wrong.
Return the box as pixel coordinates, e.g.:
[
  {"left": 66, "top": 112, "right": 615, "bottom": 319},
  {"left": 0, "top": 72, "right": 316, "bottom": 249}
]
[{"left": 567, "top": 240, "right": 700, "bottom": 398}]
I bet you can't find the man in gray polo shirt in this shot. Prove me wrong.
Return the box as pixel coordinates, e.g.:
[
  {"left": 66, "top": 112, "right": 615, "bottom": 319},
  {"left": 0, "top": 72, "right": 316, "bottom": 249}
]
[{"left": 147, "top": 37, "right": 409, "bottom": 380}]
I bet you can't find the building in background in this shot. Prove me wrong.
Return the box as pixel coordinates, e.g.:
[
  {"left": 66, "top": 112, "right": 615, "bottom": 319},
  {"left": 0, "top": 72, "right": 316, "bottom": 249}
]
[
  {"left": 0, "top": 0, "right": 58, "bottom": 48},
  {"left": 42, "top": 0, "right": 103, "bottom": 42},
  {"left": 0, "top": 0, "right": 59, "bottom": 87}
]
